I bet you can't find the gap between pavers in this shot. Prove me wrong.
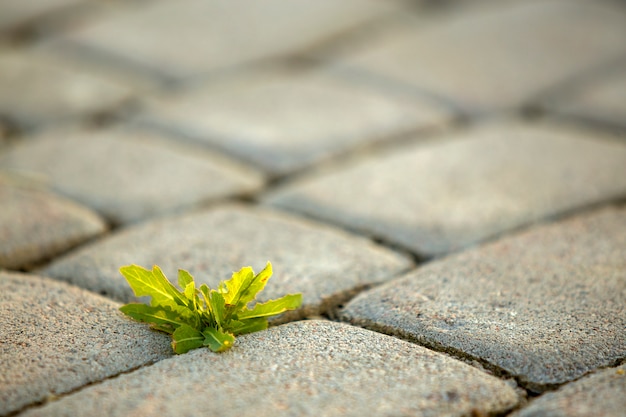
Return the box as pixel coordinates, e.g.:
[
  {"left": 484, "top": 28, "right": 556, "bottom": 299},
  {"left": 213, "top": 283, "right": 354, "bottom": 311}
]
[
  {"left": 41, "top": 204, "right": 413, "bottom": 321},
  {"left": 19, "top": 320, "right": 520, "bottom": 417},
  {"left": 0, "top": 271, "right": 172, "bottom": 417},
  {"left": 53, "top": 0, "right": 402, "bottom": 83},
  {"left": 0, "top": 177, "right": 106, "bottom": 270},
  {"left": 0, "top": 46, "right": 132, "bottom": 132},
  {"left": 0, "top": 126, "right": 264, "bottom": 225},
  {"left": 263, "top": 120, "right": 626, "bottom": 259},
  {"left": 340, "top": 205, "right": 626, "bottom": 393},
  {"left": 136, "top": 65, "right": 452, "bottom": 177},
  {"left": 511, "top": 364, "right": 626, "bottom": 417},
  {"left": 330, "top": 0, "right": 626, "bottom": 114}
]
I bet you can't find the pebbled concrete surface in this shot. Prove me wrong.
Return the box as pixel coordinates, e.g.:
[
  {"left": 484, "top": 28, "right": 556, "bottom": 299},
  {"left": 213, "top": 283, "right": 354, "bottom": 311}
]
[
  {"left": 139, "top": 67, "right": 452, "bottom": 176},
  {"left": 340, "top": 206, "right": 626, "bottom": 393},
  {"left": 19, "top": 321, "right": 520, "bottom": 417},
  {"left": 0, "top": 126, "right": 264, "bottom": 224},
  {"left": 1, "top": 0, "right": 626, "bottom": 415},
  {"left": 42, "top": 204, "right": 412, "bottom": 320},
  {"left": 0, "top": 178, "right": 106, "bottom": 269},
  {"left": 264, "top": 121, "right": 626, "bottom": 258},
  {"left": 512, "top": 364, "right": 626, "bottom": 417},
  {"left": 0, "top": 271, "right": 172, "bottom": 416}
]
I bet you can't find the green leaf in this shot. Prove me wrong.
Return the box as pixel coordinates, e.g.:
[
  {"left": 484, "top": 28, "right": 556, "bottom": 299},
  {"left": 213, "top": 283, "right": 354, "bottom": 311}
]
[
  {"left": 237, "top": 262, "right": 273, "bottom": 308},
  {"left": 178, "top": 269, "right": 194, "bottom": 290},
  {"left": 172, "top": 324, "right": 205, "bottom": 354},
  {"left": 227, "top": 318, "right": 268, "bottom": 335},
  {"left": 209, "top": 290, "right": 226, "bottom": 328},
  {"left": 220, "top": 266, "right": 255, "bottom": 306},
  {"left": 119, "top": 265, "right": 187, "bottom": 308},
  {"left": 203, "top": 327, "right": 235, "bottom": 352},
  {"left": 184, "top": 281, "right": 198, "bottom": 311},
  {"left": 237, "top": 293, "right": 303, "bottom": 320},
  {"left": 119, "top": 303, "right": 188, "bottom": 334}
]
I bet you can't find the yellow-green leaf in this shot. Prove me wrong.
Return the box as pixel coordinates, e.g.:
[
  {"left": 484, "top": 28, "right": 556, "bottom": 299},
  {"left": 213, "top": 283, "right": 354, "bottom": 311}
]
[
  {"left": 238, "top": 293, "right": 302, "bottom": 320},
  {"left": 221, "top": 266, "right": 254, "bottom": 306},
  {"left": 203, "top": 327, "right": 235, "bottom": 352},
  {"left": 227, "top": 318, "right": 268, "bottom": 335},
  {"left": 119, "top": 303, "right": 187, "bottom": 335},
  {"left": 237, "top": 262, "right": 273, "bottom": 308},
  {"left": 172, "top": 324, "right": 204, "bottom": 354},
  {"left": 178, "top": 269, "right": 194, "bottom": 290},
  {"left": 119, "top": 265, "right": 187, "bottom": 308}
]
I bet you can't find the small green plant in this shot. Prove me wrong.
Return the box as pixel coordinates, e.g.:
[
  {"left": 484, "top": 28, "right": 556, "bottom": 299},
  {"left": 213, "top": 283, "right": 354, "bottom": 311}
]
[{"left": 119, "top": 262, "right": 302, "bottom": 353}]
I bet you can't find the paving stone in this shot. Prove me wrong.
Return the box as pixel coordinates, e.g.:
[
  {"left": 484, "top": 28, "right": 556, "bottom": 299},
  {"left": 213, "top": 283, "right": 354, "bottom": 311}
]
[
  {"left": 542, "top": 59, "right": 626, "bottom": 132},
  {"left": 264, "top": 121, "right": 626, "bottom": 258},
  {"left": 340, "top": 206, "right": 626, "bottom": 393},
  {"left": 58, "top": 0, "right": 400, "bottom": 82},
  {"left": 42, "top": 205, "right": 412, "bottom": 319},
  {"left": 0, "top": 178, "right": 106, "bottom": 270},
  {"left": 20, "top": 320, "right": 520, "bottom": 417},
  {"left": 140, "top": 68, "right": 452, "bottom": 176},
  {"left": 0, "top": 0, "right": 85, "bottom": 32},
  {"left": 0, "top": 127, "right": 264, "bottom": 225},
  {"left": 0, "top": 271, "right": 172, "bottom": 416},
  {"left": 512, "top": 364, "right": 626, "bottom": 417},
  {"left": 334, "top": 0, "right": 626, "bottom": 113},
  {"left": 0, "top": 47, "right": 132, "bottom": 131}
]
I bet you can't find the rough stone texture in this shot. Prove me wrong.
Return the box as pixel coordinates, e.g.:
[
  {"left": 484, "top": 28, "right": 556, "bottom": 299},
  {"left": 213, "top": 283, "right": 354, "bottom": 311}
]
[
  {"left": 20, "top": 321, "right": 520, "bottom": 417},
  {"left": 335, "top": 0, "right": 626, "bottom": 113},
  {"left": 57, "top": 0, "right": 400, "bottom": 82},
  {"left": 42, "top": 205, "right": 412, "bottom": 319},
  {"left": 140, "top": 68, "right": 451, "bottom": 176},
  {"left": 264, "top": 121, "right": 626, "bottom": 258},
  {"left": 0, "top": 47, "right": 131, "bottom": 130},
  {"left": 0, "top": 127, "right": 264, "bottom": 225},
  {"left": 0, "top": 179, "right": 106, "bottom": 270},
  {"left": 541, "top": 59, "right": 626, "bottom": 132},
  {"left": 340, "top": 206, "right": 626, "bottom": 393},
  {"left": 0, "top": 271, "right": 172, "bottom": 416},
  {"left": 512, "top": 364, "right": 626, "bottom": 417}
]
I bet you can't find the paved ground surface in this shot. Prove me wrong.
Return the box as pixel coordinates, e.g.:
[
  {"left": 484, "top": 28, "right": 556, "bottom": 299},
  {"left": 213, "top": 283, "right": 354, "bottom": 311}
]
[{"left": 1, "top": 1, "right": 625, "bottom": 416}]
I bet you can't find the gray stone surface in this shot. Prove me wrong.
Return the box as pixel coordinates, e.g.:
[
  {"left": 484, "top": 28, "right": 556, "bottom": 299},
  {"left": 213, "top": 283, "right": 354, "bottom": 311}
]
[
  {"left": 42, "top": 205, "right": 412, "bottom": 320},
  {"left": 264, "top": 121, "right": 626, "bottom": 258},
  {"left": 0, "top": 47, "right": 131, "bottom": 130},
  {"left": 58, "top": 0, "right": 400, "bottom": 82},
  {"left": 542, "top": 60, "right": 626, "bottom": 132},
  {"left": 20, "top": 320, "right": 520, "bottom": 417},
  {"left": 512, "top": 364, "right": 626, "bottom": 417},
  {"left": 0, "top": 178, "right": 106, "bottom": 270},
  {"left": 140, "top": 68, "right": 452, "bottom": 176},
  {"left": 0, "top": 271, "right": 172, "bottom": 416},
  {"left": 340, "top": 206, "right": 626, "bottom": 393},
  {"left": 334, "top": 0, "right": 626, "bottom": 113},
  {"left": 0, "top": 127, "right": 264, "bottom": 225}
]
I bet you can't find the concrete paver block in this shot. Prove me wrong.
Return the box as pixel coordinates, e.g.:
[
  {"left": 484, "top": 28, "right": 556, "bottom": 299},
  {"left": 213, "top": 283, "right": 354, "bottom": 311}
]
[
  {"left": 42, "top": 205, "right": 411, "bottom": 319},
  {"left": 0, "top": 271, "right": 172, "bottom": 416},
  {"left": 512, "top": 364, "right": 626, "bottom": 417},
  {"left": 0, "top": 127, "right": 264, "bottom": 225},
  {"left": 20, "top": 321, "right": 520, "bottom": 417},
  {"left": 336, "top": 0, "right": 626, "bottom": 113},
  {"left": 0, "top": 47, "right": 131, "bottom": 130},
  {"left": 264, "top": 121, "right": 626, "bottom": 258},
  {"left": 140, "top": 68, "right": 451, "bottom": 176},
  {"left": 0, "top": 179, "right": 106, "bottom": 270},
  {"left": 340, "top": 206, "right": 626, "bottom": 393},
  {"left": 541, "top": 60, "right": 626, "bottom": 132},
  {"left": 59, "top": 0, "right": 400, "bottom": 82}
]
